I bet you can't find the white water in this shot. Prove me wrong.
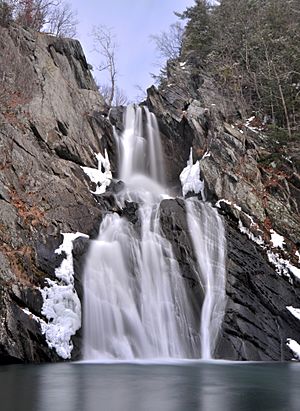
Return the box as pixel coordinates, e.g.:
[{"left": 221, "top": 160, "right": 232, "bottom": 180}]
[
  {"left": 116, "top": 105, "right": 165, "bottom": 186},
  {"left": 83, "top": 105, "right": 226, "bottom": 361},
  {"left": 186, "top": 199, "right": 227, "bottom": 359}
]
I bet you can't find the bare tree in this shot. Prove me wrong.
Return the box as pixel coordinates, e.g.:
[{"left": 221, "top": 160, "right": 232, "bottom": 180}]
[
  {"left": 15, "top": 0, "right": 55, "bottom": 30},
  {"left": 12, "top": 0, "right": 77, "bottom": 36},
  {"left": 47, "top": 1, "right": 77, "bottom": 38},
  {"left": 114, "top": 86, "right": 128, "bottom": 106},
  {"left": 98, "top": 83, "right": 128, "bottom": 106},
  {"left": 97, "top": 83, "right": 112, "bottom": 105},
  {"left": 134, "top": 84, "right": 147, "bottom": 102},
  {"left": 151, "top": 22, "right": 184, "bottom": 60},
  {"left": 92, "top": 25, "right": 117, "bottom": 107}
]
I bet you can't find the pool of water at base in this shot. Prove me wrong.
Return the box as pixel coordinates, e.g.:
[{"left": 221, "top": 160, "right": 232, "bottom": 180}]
[{"left": 0, "top": 361, "right": 299, "bottom": 411}]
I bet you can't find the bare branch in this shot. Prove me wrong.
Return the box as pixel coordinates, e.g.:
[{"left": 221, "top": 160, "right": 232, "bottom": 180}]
[
  {"left": 92, "top": 25, "right": 118, "bottom": 107},
  {"left": 97, "top": 83, "right": 128, "bottom": 106},
  {"left": 46, "top": 1, "right": 78, "bottom": 38},
  {"left": 151, "top": 22, "right": 184, "bottom": 60}
]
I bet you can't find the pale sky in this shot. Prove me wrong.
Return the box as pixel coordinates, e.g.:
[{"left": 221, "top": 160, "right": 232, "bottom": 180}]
[{"left": 72, "top": 0, "right": 195, "bottom": 101}]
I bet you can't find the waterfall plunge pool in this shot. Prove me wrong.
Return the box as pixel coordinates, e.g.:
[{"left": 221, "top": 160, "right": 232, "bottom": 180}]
[{"left": 1, "top": 361, "right": 300, "bottom": 411}]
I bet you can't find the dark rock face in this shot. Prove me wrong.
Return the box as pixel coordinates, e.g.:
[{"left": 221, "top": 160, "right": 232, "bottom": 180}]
[
  {"left": 157, "top": 197, "right": 300, "bottom": 360},
  {"left": 71, "top": 236, "right": 90, "bottom": 361},
  {"left": 218, "top": 218, "right": 300, "bottom": 361},
  {"left": 159, "top": 198, "right": 204, "bottom": 332},
  {"left": 159, "top": 198, "right": 201, "bottom": 291},
  {"left": 0, "top": 285, "right": 60, "bottom": 364},
  {"left": 146, "top": 58, "right": 300, "bottom": 360}
]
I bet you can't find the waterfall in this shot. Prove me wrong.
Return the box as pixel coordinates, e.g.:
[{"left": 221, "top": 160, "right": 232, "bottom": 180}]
[
  {"left": 83, "top": 105, "right": 226, "bottom": 361},
  {"left": 186, "top": 199, "right": 227, "bottom": 359},
  {"left": 116, "top": 105, "right": 165, "bottom": 186}
]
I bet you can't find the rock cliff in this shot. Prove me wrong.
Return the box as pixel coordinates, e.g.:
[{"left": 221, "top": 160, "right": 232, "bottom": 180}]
[
  {"left": 0, "top": 25, "right": 299, "bottom": 363},
  {"left": 0, "top": 24, "right": 115, "bottom": 363},
  {"left": 146, "top": 58, "right": 300, "bottom": 360}
]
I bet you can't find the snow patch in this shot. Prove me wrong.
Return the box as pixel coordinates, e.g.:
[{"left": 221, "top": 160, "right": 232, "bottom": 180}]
[
  {"left": 216, "top": 198, "right": 231, "bottom": 208},
  {"left": 81, "top": 149, "right": 112, "bottom": 195},
  {"left": 238, "top": 220, "right": 265, "bottom": 246},
  {"left": 287, "top": 264, "right": 300, "bottom": 280},
  {"left": 270, "top": 229, "right": 285, "bottom": 249},
  {"left": 22, "top": 299, "right": 81, "bottom": 361},
  {"left": 202, "top": 151, "right": 211, "bottom": 160},
  {"left": 215, "top": 199, "right": 242, "bottom": 213},
  {"left": 283, "top": 155, "right": 293, "bottom": 165},
  {"left": 180, "top": 148, "right": 204, "bottom": 197},
  {"left": 287, "top": 306, "right": 300, "bottom": 321},
  {"left": 244, "top": 116, "right": 264, "bottom": 134},
  {"left": 236, "top": 214, "right": 298, "bottom": 280},
  {"left": 266, "top": 251, "right": 291, "bottom": 279},
  {"left": 22, "top": 307, "right": 44, "bottom": 325},
  {"left": 266, "top": 251, "right": 300, "bottom": 280},
  {"left": 287, "top": 339, "right": 300, "bottom": 360},
  {"left": 40, "top": 232, "right": 88, "bottom": 359}
]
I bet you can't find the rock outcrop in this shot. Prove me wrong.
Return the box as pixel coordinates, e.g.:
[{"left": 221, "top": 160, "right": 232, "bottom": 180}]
[
  {"left": 1, "top": 25, "right": 299, "bottom": 363},
  {"left": 0, "top": 24, "right": 115, "bottom": 363},
  {"left": 146, "top": 58, "right": 300, "bottom": 360}
]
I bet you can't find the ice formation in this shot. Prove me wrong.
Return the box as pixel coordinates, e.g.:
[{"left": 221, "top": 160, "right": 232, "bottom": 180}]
[
  {"left": 40, "top": 280, "right": 81, "bottom": 359},
  {"left": 81, "top": 149, "right": 112, "bottom": 194},
  {"left": 40, "top": 232, "right": 88, "bottom": 359},
  {"left": 180, "top": 148, "right": 204, "bottom": 197}
]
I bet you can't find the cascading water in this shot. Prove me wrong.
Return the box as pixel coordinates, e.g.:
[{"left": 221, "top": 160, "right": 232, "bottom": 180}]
[
  {"left": 83, "top": 105, "right": 227, "bottom": 361},
  {"left": 116, "top": 105, "right": 165, "bottom": 186},
  {"left": 186, "top": 199, "right": 227, "bottom": 359}
]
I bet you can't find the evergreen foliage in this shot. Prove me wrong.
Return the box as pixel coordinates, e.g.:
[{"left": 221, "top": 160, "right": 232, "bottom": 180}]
[
  {"left": 176, "top": 0, "right": 213, "bottom": 60},
  {"left": 178, "top": 0, "right": 300, "bottom": 134}
]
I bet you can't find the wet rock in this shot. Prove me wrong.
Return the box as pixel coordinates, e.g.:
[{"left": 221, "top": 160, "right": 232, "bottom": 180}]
[
  {"left": 120, "top": 201, "right": 139, "bottom": 227},
  {"left": 148, "top": 58, "right": 300, "bottom": 361},
  {"left": 216, "top": 218, "right": 300, "bottom": 361},
  {"left": 108, "top": 106, "right": 125, "bottom": 132},
  {"left": 72, "top": 236, "right": 91, "bottom": 361},
  {"left": 0, "top": 286, "right": 60, "bottom": 364},
  {"left": 107, "top": 180, "right": 125, "bottom": 194},
  {"left": 72, "top": 236, "right": 90, "bottom": 304},
  {"left": 158, "top": 196, "right": 300, "bottom": 360},
  {"left": 35, "top": 234, "right": 65, "bottom": 279},
  {"left": 159, "top": 198, "right": 204, "bottom": 323}
]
